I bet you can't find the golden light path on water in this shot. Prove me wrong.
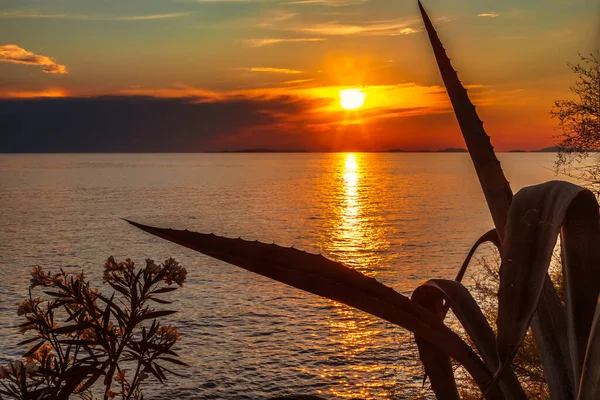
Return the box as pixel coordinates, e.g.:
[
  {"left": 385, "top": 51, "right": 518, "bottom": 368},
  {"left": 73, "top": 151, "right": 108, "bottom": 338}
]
[{"left": 315, "top": 153, "right": 401, "bottom": 399}]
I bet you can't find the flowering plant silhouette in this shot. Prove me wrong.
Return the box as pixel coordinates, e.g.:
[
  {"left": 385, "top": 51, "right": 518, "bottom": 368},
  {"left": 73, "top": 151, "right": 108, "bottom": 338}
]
[{"left": 0, "top": 257, "right": 187, "bottom": 400}]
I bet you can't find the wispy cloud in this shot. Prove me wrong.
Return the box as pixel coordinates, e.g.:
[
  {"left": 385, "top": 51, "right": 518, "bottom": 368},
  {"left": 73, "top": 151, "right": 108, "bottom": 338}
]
[
  {"left": 245, "top": 38, "right": 326, "bottom": 47},
  {"left": 257, "top": 10, "right": 297, "bottom": 27},
  {"left": 477, "top": 12, "right": 500, "bottom": 18},
  {"left": 0, "top": 10, "right": 190, "bottom": 21},
  {"left": 391, "top": 27, "right": 419, "bottom": 36},
  {"left": 295, "top": 19, "right": 419, "bottom": 36},
  {"left": 286, "top": 0, "right": 368, "bottom": 6},
  {"left": 0, "top": 45, "right": 68, "bottom": 74},
  {"left": 240, "top": 67, "right": 304, "bottom": 74},
  {"left": 113, "top": 13, "right": 190, "bottom": 21},
  {"left": 180, "top": 0, "right": 257, "bottom": 2},
  {"left": 283, "top": 78, "right": 315, "bottom": 85}
]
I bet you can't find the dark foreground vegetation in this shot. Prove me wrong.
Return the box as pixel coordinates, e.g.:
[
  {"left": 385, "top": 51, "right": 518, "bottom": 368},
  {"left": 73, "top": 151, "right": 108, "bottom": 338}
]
[{"left": 0, "top": 258, "right": 188, "bottom": 399}]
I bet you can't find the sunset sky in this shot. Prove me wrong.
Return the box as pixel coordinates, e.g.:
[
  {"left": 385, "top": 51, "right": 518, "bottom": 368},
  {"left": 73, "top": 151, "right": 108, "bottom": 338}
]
[{"left": 1, "top": 0, "right": 599, "bottom": 151}]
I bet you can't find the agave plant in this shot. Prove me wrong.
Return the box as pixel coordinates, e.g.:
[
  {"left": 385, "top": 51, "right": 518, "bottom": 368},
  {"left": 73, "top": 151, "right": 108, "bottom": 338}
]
[{"left": 126, "top": 2, "right": 600, "bottom": 399}]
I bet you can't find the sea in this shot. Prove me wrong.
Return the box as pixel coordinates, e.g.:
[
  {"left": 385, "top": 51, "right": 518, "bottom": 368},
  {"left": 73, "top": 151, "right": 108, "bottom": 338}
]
[{"left": 0, "top": 152, "right": 572, "bottom": 399}]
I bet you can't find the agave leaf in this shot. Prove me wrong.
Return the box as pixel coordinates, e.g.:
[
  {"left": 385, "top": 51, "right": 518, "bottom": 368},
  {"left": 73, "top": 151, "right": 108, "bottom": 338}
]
[
  {"left": 561, "top": 190, "right": 600, "bottom": 385},
  {"left": 529, "top": 276, "right": 575, "bottom": 399},
  {"left": 411, "top": 285, "right": 460, "bottom": 400},
  {"left": 418, "top": 3, "right": 582, "bottom": 397},
  {"left": 419, "top": 229, "right": 499, "bottom": 393},
  {"left": 455, "top": 229, "right": 500, "bottom": 283},
  {"left": 414, "top": 280, "right": 525, "bottom": 399},
  {"left": 497, "top": 181, "right": 600, "bottom": 393},
  {"left": 418, "top": 1, "right": 512, "bottom": 241},
  {"left": 578, "top": 295, "right": 600, "bottom": 399},
  {"left": 126, "top": 219, "right": 499, "bottom": 394}
]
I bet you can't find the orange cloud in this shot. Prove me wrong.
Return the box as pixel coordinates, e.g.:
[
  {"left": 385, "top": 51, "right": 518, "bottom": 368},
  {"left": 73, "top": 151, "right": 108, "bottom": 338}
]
[
  {"left": 477, "top": 12, "right": 500, "bottom": 18},
  {"left": 241, "top": 67, "right": 304, "bottom": 74},
  {"left": 245, "top": 38, "right": 326, "bottom": 47},
  {"left": 294, "top": 19, "right": 421, "bottom": 36},
  {"left": 0, "top": 88, "right": 68, "bottom": 98},
  {"left": 286, "top": 0, "right": 368, "bottom": 6},
  {"left": 392, "top": 27, "right": 420, "bottom": 35},
  {"left": 283, "top": 78, "right": 316, "bottom": 85},
  {"left": 0, "top": 45, "right": 68, "bottom": 74},
  {"left": 0, "top": 10, "right": 190, "bottom": 21}
]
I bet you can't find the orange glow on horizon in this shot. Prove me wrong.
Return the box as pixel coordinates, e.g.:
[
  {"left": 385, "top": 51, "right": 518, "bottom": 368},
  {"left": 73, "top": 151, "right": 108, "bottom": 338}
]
[
  {"left": 0, "top": 88, "right": 68, "bottom": 99},
  {"left": 0, "top": 82, "right": 560, "bottom": 151}
]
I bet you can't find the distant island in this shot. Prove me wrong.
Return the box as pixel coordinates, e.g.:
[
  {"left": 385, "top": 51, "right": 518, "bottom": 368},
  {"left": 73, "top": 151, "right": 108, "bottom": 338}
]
[
  {"left": 387, "top": 148, "right": 468, "bottom": 153},
  {"left": 214, "top": 147, "right": 561, "bottom": 153},
  {"left": 219, "top": 148, "right": 310, "bottom": 153}
]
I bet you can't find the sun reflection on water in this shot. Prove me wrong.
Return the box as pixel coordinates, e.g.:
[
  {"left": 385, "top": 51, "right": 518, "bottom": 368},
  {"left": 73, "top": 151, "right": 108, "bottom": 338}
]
[
  {"left": 327, "top": 153, "right": 389, "bottom": 273},
  {"left": 342, "top": 153, "right": 360, "bottom": 236},
  {"left": 316, "top": 153, "right": 400, "bottom": 398}
]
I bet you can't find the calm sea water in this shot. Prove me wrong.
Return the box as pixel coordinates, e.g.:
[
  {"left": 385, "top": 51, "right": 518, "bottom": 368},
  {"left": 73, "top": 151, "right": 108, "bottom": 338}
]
[{"left": 0, "top": 153, "right": 567, "bottom": 399}]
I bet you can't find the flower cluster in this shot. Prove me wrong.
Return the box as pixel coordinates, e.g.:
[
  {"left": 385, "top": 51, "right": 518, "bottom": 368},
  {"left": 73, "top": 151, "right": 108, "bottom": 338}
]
[
  {"left": 29, "top": 266, "right": 64, "bottom": 289},
  {"left": 17, "top": 297, "right": 44, "bottom": 316},
  {"left": 29, "top": 266, "right": 52, "bottom": 288},
  {"left": 160, "top": 258, "right": 187, "bottom": 287},
  {"left": 156, "top": 325, "right": 181, "bottom": 343},
  {"left": 103, "top": 256, "right": 134, "bottom": 283}
]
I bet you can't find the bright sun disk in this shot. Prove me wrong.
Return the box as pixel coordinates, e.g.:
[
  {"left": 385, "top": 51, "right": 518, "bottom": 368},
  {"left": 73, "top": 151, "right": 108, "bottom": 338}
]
[{"left": 340, "top": 89, "right": 366, "bottom": 110}]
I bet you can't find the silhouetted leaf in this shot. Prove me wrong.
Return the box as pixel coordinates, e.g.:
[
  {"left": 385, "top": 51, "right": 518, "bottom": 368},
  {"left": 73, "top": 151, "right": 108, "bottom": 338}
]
[
  {"left": 107, "top": 281, "right": 131, "bottom": 298},
  {"left": 51, "top": 323, "right": 90, "bottom": 335},
  {"left": 529, "top": 275, "right": 575, "bottom": 399},
  {"left": 76, "top": 362, "right": 108, "bottom": 394},
  {"left": 148, "top": 296, "right": 172, "bottom": 304},
  {"left": 58, "top": 340, "right": 97, "bottom": 346},
  {"left": 415, "top": 279, "right": 525, "bottom": 399},
  {"left": 497, "top": 181, "right": 600, "bottom": 395},
  {"left": 56, "top": 366, "right": 104, "bottom": 399},
  {"left": 125, "top": 219, "right": 498, "bottom": 393},
  {"left": 418, "top": 0, "right": 512, "bottom": 241},
  {"left": 144, "top": 362, "right": 163, "bottom": 384},
  {"left": 578, "top": 297, "right": 600, "bottom": 399},
  {"left": 157, "top": 357, "right": 190, "bottom": 367},
  {"left": 455, "top": 229, "right": 500, "bottom": 282},
  {"left": 137, "top": 310, "right": 177, "bottom": 322},
  {"left": 23, "top": 342, "right": 44, "bottom": 358},
  {"left": 102, "top": 293, "right": 114, "bottom": 331},
  {"left": 152, "top": 287, "right": 178, "bottom": 294},
  {"left": 43, "top": 291, "right": 65, "bottom": 298},
  {"left": 411, "top": 284, "right": 460, "bottom": 400},
  {"left": 17, "top": 336, "right": 41, "bottom": 346}
]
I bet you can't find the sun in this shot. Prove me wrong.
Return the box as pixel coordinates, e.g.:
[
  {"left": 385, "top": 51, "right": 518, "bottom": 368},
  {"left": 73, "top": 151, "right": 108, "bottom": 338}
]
[{"left": 340, "top": 89, "right": 366, "bottom": 110}]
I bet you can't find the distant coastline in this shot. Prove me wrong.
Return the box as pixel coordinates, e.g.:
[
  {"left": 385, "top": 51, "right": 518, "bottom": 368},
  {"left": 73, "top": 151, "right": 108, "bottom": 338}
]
[
  {"left": 214, "top": 146, "right": 561, "bottom": 153},
  {"left": 0, "top": 147, "right": 564, "bottom": 154}
]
